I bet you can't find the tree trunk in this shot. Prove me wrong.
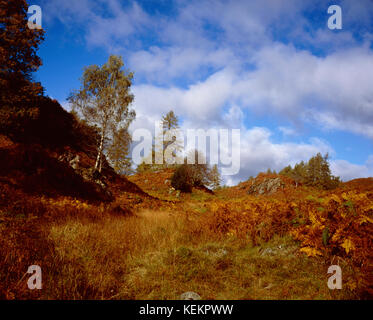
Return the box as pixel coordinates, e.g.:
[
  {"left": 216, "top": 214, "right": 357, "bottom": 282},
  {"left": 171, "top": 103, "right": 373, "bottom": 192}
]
[{"left": 95, "top": 128, "right": 105, "bottom": 173}]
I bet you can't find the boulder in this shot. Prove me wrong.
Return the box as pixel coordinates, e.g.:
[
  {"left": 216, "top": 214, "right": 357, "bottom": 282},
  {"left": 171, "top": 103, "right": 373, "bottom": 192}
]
[
  {"left": 180, "top": 292, "right": 201, "bottom": 300},
  {"left": 247, "top": 177, "right": 285, "bottom": 195}
]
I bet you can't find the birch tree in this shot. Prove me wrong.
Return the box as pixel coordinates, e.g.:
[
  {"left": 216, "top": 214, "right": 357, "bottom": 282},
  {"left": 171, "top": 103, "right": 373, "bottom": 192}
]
[{"left": 68, "top": 55, "right": 135, "bottom": 173}]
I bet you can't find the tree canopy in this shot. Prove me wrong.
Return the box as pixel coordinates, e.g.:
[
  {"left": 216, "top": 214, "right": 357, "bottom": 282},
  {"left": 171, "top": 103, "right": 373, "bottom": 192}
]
[
  {"left": 69, "top": 55, "right": 136, "bottom": 174},
  {"left": 0, "top": 0, "right": 44, "bottom": 107},
  {"left": 279, "top": 153, "right": 340, "bottom": 189},
  {"left": 171, "top": 150, "right": 221, "bottom": 192}
]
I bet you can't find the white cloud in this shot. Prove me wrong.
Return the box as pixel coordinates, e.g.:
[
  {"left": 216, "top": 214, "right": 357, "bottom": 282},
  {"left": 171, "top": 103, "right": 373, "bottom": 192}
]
[
  {"left": 232, "top": 44, "right": 373, "bottom": 138},
  {"left": 131, "top": 68, "right": 236, "bottom": 126},
  {"left": 279, "top": 126, "right": 297, "bottom": 137},
  {"left": 222, "top": 127, "right": 335, "bottom": 185},
  {"left": 330, "top": 156, "right": 373, "bottom": 181},
  {"left": 129, "top": 46, "right": 234, "bottom": 83},
  {"left": 43, "top": 0, "right": 373, "bottom": 184}
]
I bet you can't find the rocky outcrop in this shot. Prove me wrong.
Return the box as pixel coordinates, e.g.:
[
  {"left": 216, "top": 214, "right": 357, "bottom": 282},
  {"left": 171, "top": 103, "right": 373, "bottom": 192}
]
[
  {"left": 247, "top": 177, "right": 285, "bottom": 195},
  {"left": 58, "top": 149, "right": 112, "bottom": 198}
]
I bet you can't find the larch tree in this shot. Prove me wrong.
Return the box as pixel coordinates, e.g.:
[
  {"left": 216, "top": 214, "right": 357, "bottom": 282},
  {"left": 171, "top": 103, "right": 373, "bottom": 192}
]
[
  {"left": 162, "top": 110, "right": 183, "bottom": 166},
  {"left": 136, "top": 110, "right": 182, "bottom": 172},
  {"left": 68, "top": 55, "right": 135, "bottom": 174}
]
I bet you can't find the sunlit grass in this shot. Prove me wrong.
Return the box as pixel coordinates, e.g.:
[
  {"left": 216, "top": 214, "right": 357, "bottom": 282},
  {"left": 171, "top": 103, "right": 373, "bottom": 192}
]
[{"left": 45, "top": 211, "right": 356, "bottom": 299}]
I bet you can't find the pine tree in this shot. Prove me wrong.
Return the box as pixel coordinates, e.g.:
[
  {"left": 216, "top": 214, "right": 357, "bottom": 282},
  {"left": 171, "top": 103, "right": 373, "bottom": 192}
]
[
  {"left": 292, "top": 161, "right": 307, "bottom": 187},
  {"left": 0, "top": 0, "right": 45, "bottom": 105},
  {"left": 279, "top": 165, "right": 292, "bottom": 177},
  {"left": 279, "top": 154, "right": 340, "bottom": 189},
  {"left": 0, "top": 0, "right": 45, "bottom": 134}
]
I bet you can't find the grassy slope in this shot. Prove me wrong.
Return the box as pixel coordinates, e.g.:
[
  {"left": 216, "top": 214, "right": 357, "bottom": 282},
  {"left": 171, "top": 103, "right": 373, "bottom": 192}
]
[{"left": 1, "top": 163, "right": 371, "bottom": 299}]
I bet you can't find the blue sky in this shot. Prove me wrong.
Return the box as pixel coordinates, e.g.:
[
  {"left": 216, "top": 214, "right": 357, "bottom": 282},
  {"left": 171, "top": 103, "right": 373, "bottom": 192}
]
[{"left": 30, "top": 0, "right": 373, "bottom": 184}]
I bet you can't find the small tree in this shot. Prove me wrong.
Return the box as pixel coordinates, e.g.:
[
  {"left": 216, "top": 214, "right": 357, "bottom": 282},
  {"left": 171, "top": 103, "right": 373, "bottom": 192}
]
[
  {"left": 209, "top": 164, "right": 221, "bottom": 190},
  {"left": 305, "top": 153, "right": 340, "bottom": 189},
  {"left": 185, "top": 149, "right": 211, "bottom": 187},
  {"left": 279, "top": 153, "right": 340, "bottom": 190},
  {"left": 171, "top": 164, "right": 193, "bottom": 193},
  {"left": 69, "top": 55, "right": 135, "bottom": 173},
  {"left": 136, "top": 110, "right": 182, "bottom": 172},
  {"left": 171, "top": 150, "right": 217, "bottom": 192},
  {"left": 162, "top": 110, "right": 183, "bottom": 166}
]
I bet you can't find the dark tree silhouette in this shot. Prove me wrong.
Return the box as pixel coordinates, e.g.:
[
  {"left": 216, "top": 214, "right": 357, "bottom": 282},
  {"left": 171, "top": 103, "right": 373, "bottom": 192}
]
[
  {"left": 0, "top": 0, "right": 45, "bottom": 107},
  {"left": 0, "top": 0, "right": 45, "bottom": 139}
]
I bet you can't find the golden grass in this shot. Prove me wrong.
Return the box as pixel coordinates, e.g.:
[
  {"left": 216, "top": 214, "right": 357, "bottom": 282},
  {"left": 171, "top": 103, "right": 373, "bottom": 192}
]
[
  {"left": 43, "top": 209, "right": 357, "bottom": 300},
  {"left": 1, "top": 179, "right": 367, "bottom": 300}
]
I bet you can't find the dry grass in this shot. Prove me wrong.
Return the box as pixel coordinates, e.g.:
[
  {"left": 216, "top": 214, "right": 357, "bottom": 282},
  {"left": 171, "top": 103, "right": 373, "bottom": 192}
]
[
  {"left": 1, "top": 169, "right": 369, "bottom": 300},
  {"left": 42, "top": 209, "right": 357, "bottom": 300}
]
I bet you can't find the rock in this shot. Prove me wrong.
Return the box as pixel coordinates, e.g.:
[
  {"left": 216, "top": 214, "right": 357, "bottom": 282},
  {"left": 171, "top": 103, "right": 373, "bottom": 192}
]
[
  {"left": 204, "top": 248, "right": 228, "bottom": 258},
  {"left": 264, "top": 283, "right": 274, "bottom": 290},
  {"left": 247, "top": 177, "right": 285, "bottom": 195},
  {"left": 180, "top": 292, "right": 201, "bottom": 300},
  {"left": 260, "top": 248, "right": 275, "bottom": 256},
  {"left": 69, "top": 155, "right": 80, "bottom": 170}
]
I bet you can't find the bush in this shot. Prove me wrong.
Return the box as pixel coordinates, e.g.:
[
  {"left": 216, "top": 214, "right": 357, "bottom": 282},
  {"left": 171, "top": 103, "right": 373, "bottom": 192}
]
[{"left": 171, "top": 164, "right": 193, "bottom": 193}]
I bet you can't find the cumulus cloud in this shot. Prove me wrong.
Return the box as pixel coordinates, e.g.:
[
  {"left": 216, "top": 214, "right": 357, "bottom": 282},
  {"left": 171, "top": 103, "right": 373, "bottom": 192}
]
[
  {"left": 129, "top": 46, "right": 234, "bottom": 83},
  {"left": 131, "top": 67, "right": 236, "bottom": 126},
  {"left": 232, "top": 44, "right": 373, "bottom": 138},
  {"left": 45, "top": 0, "right": 373, "bottom": 184},
  {"left": 41, "top": 0, "right": 154, "bottom": 51},
  {"left": 222, "top": 127, "right": 334, "bottom": 185},
  {"left": 279, "top": 126, "right": 297, "bottom": 137},
  {"left": 330, "top": 156, "right": 373, "bottom": 181}
]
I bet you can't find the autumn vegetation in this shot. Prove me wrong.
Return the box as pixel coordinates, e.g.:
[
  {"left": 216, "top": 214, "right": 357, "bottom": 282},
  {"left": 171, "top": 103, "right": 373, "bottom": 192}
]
[{"left": 0, "top": 0, "right": 372, "bottom": 300}]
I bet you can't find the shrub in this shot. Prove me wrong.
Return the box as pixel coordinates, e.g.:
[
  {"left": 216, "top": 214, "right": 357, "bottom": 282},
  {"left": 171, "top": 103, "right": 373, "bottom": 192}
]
[{"left": 171, "top": 164, "right": 193, "bottom": 193}]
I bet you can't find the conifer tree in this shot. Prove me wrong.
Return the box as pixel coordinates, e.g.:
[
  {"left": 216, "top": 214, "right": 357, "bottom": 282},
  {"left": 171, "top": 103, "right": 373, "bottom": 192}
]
[{"left": 0, "top": 0, "right": 45, "bottom": 134}]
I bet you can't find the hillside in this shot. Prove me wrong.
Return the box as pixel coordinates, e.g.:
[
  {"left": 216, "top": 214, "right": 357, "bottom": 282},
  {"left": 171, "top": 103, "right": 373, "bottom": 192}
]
[
  {"left": 0, "top": 98, "right": 166, "bottom": 299},
  {"left": 1, "top": 0, "right": 372, "bottom": 302},
  {"left": 1, "top": 123, "right": 373, "bottom": 300}
]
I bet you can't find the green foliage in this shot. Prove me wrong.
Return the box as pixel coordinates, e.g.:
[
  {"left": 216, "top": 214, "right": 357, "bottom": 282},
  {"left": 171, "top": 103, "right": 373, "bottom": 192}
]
[
  {"left": 0, "top": 0, "right": 45, "bottom": 103},
  {"left": 209, "top": 164, "right": 221, "bottom": 190},
  {"left": 162, "top": 110, "right": 183, "bottom": 166},
  {"left": 171, "top": 150, "right": 221, "bottom": 192},
  {"left": 136, "top": 110, "right": 182, "bottom": 173},
  {"left": 279, "top": 153, "right": 340, "bottom": 190},
  {"left": 0, "top": 0, "right": 45, "bottom": 133},
  {"left": 171, "top": 164, "right": 193, "bottom": 193},
  {"left": 162, "top": 110, "right": 179, "bottom": 131},
  {"left": 106, "top": 127, "right": 133, "bottom": 175},
  {"left": 68, "top": 55, "right": 135, "bottom": 173}
]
